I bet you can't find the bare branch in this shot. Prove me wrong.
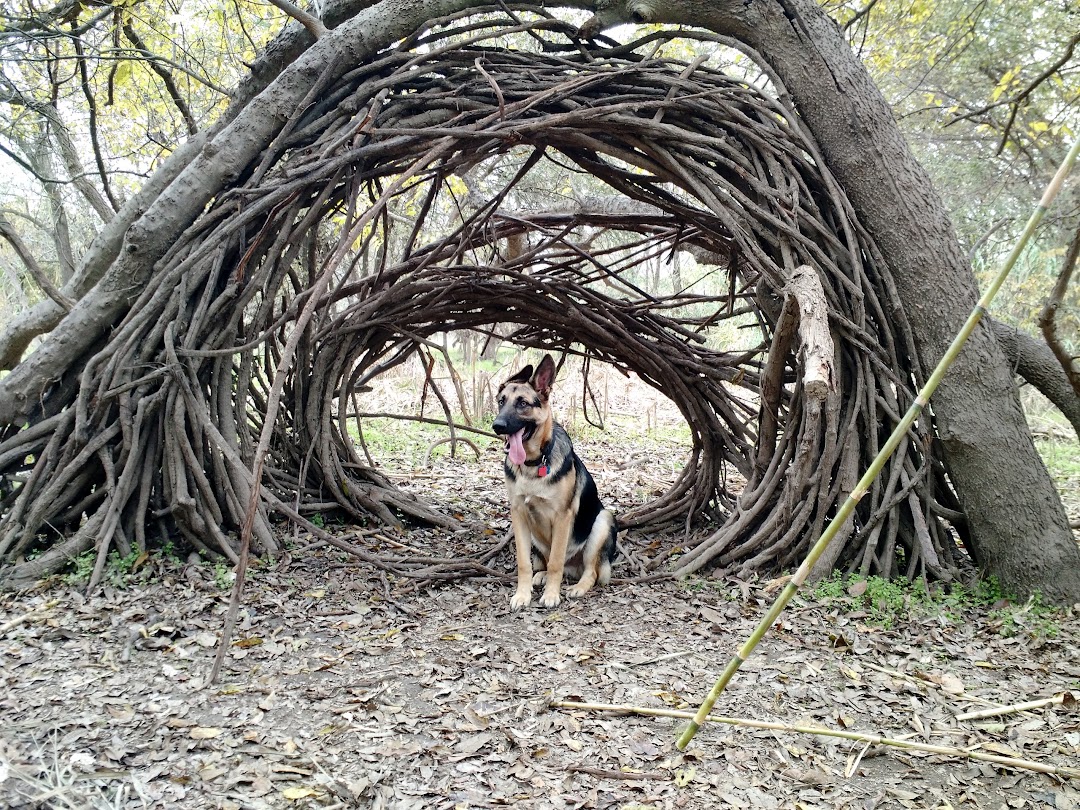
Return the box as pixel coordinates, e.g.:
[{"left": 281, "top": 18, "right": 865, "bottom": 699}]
[
  {"left": 1037, "top": 223, "right": 1080, "bottom": 400},
  {"left": 70, "top": 21, "right": 120, "bottom": 212},
  {"left": 945, "top": 33, "right": 1079, "bottom": 154},
  {"left": 265, "top": 0, "right": 328, "bottom": 38},
  {"left": 122, "top": 22, "right": 199, "bottom": 136},
  {"left": 0, "top": 216, "right": 75, "bottom": 311}
]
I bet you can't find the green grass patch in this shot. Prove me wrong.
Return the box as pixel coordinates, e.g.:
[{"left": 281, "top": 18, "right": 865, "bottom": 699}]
[
  {"left": 351, "top": 416, "right": 485, "bottom": 471},
  {"left": 1021, "top": 388, "right": 1079, "bottom": 511},
  {"left": 807, "top": 572, "right": 1061, "bottom": 639},
  {"left": 213, "top": 560, "right": 235, "bottom": 590},
  {"left": 62, "top": 549, "right": 143, "bottom": 589},
  {"left": 1036, "top": 436, "right": 1080, "bottom": 488}
]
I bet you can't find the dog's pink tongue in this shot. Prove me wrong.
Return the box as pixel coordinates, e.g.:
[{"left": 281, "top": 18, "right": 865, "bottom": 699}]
[{"left": 507, "top": 429, "right": 527, "bottom": 465}]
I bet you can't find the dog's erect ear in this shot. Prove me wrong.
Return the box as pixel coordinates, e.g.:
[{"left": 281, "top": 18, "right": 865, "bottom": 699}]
[
  {"left": 531, "top": 354, "right": 557, "bottom": 397},
  {"left": 502, "top": 364, "right": 533, "bottom": 389}
]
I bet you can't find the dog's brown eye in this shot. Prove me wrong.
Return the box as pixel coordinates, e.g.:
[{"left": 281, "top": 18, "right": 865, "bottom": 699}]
[
  {"left": 516, "top": 397, "right": 528, "bottom": 408},
  {"left": 497, "top": 396, "right": 506, "bottom": 407}
]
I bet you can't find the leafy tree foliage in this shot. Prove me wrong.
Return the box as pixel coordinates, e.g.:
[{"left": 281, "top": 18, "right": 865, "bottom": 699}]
[
  {"left": 831, "top": 0, "right": 1078, "bottom": 245},
  {"left": 0, "top": 0, "right": 283, "bottom": 311},
  {"left": 824, "top": 0, "right": 1080, "bottom": 375}
]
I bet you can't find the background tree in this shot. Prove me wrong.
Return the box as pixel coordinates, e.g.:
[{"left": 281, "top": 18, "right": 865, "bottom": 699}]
[{"left": 0, "top": 0, "right": 282, "bottom": 365}]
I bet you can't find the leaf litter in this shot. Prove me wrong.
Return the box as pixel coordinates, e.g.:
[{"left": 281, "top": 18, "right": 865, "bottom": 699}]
[
  {"left": 3, "top": 541, "right": 1080, "bottom": 810},
  {"left": 2, "top": 435, "right": 1080, "bottom": 809}
]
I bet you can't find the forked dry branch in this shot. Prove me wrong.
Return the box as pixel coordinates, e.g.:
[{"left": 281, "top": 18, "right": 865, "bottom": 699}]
[{"left": 0, "top": 12, "right": 970, "bottom": 589}]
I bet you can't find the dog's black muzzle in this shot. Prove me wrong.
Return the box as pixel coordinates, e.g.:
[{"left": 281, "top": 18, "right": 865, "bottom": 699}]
[{"left": 492, "top": 412, "right": 533, "bottom": 440}]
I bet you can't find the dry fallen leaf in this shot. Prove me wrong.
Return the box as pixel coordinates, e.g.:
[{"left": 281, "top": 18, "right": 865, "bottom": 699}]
[
  {"left": 281, "top": 786, "right": 321, "bottom": 800},
  {"left": 674, "top": 766, "right": 696, "bottom": 786},
  {"left": 939, "top": 673, "right": 965, "bottom": 694},
  {"left": 847, "top": 580, "right": 868, "bottom": 597}
]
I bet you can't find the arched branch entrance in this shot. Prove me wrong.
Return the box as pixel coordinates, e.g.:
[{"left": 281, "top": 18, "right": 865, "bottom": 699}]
[{"left": 0, "top": 18, "right": 969, "bottom": 590}]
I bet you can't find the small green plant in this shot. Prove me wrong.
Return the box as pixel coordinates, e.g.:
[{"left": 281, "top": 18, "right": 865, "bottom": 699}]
[
  {"left": 809, "top": 571, "right": 1063, "bottom": 639},
  {"left": 813, "top": 573, "right": 935, "bottom": 628},
  {"left": 862, "top": 576, "right": 908, "bottom": 627},
  {"left": 162, "top": 537, "right": 181, "bottom": 563},
  {"left": 62, "top": 550, "right": 97, "bottom": 587},
  {"left": 111, "top": 550, "right": 139, "bottom": 573},
  {"left": 63, "top": 548, "right": 141, "bottom": 588},
  {"left": 679, "top": 575, "right": 741, "bottom": 600},
  {"left": 973, "top": 575, "right": 1008, "bottom": 604},
  {"left": 811, "top": 571, "right": 848, "bottom": 601},
  {"left": 104, "top": 550, "right": 140, "bottom": 588},
  {"left": 680, "top": 576, "right": 707, "bottom": 593},
  {"left": 311, "top": 512, "right": 325, "bottom": 528},
  {"left": 812, "top": 574, "right": 911, "bottom": 628},
  {"left": 213, "top": 561, "right": 234, "bottom": 590},
  {"left": 991, "top": 590, "right": 1061, "bottom": 640}
]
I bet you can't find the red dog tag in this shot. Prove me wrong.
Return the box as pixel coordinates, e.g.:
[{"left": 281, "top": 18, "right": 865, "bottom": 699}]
[{"left": 538, "top": 465, "right": 548, "bottom": 477}]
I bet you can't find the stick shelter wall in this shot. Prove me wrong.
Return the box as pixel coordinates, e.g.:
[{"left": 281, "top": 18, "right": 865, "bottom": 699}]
[{"left": 0, "top": 19, "right": 970, "bottom": 590}]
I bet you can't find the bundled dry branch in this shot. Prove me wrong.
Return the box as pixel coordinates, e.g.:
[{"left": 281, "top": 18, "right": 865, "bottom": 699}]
[{"left": 0, "top": 12, "right": 968, "bottom": 588}]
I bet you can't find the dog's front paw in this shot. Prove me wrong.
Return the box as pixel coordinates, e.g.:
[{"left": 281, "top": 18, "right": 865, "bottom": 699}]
[
  {"left": 510, "top": 590, "right": 532, "bottom": 611},
  {"left": 539, "top": 589, "right": 562, "bottom": 609}
]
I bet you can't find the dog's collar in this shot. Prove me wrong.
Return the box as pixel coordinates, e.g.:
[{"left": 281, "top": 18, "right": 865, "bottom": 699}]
[{"left": 523, "top": 439, "right": 552, "bottom": 476}]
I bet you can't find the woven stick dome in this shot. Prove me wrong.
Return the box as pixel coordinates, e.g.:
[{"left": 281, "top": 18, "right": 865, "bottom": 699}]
[{"left": 0, "top": 12, "right": 968, "bottom": 587}]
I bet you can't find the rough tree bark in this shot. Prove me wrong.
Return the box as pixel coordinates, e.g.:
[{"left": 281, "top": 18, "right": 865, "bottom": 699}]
[
  {"left": 0, "top": 0, "right": 1076, "bottom": 599},
  {"left": 580, "top": 0, "right": 1080, "bottom": 600}
]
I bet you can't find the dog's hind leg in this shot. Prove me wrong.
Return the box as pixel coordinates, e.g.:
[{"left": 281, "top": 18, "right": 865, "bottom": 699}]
[
  {"left": 568, "top": 510, "right": 616, "bottom": 598},
  {"left": 532, "top": 566, "right": 548, "bottom": 587},
  {"left": 598, "top": 514, "right": 617, "bottom": 586}
]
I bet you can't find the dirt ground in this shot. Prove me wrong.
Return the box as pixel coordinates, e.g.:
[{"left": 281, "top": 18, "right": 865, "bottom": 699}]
[
  {"left": 3, "top": 370, "right": 1079, "bottom": 810},
  {"left": 3, "top": 520, "right": 1080, "bottom": 810}
]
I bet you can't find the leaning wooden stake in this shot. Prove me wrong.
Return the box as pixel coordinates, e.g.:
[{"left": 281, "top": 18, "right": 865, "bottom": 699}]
[
  {"left": 554, "top": 700, "right": 1080, "bottom": 780},
  {"left": 676, "top": 134, "right": 1080, "bottom": 751}
]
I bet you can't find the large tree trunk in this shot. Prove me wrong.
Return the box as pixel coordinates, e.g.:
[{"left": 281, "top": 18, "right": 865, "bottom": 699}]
[{"left": 591, "top": 0, "right": 1079, "bottom": 600}]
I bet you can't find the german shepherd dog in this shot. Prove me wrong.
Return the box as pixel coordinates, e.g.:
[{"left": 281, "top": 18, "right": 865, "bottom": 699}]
[{"left": 492, "top": 355, "right": 617, "bottom": 610}]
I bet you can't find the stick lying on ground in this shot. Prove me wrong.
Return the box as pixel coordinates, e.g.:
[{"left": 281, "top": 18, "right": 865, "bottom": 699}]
[
  {"left": 956, "top": 692, "right": 1075, "bottom": 722},
  {"left": 552, "top": 699, "right": 1080, "bottom": 780}
]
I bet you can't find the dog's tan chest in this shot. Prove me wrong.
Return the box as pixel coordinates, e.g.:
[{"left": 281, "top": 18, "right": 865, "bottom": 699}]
[{"left": 512, "top": 485, "right": 556, "bottom": 520}]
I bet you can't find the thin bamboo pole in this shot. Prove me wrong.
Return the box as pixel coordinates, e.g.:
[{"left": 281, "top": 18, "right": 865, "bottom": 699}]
[
  {"left": 676, "top": 134, "right": 1080, "bottom": 751},
  {"left": 956, "top": 693, "right": 1071, "bottom": 722},
  {"left": 553, "top": 699, "right": 1080, "bottom": 780}
]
